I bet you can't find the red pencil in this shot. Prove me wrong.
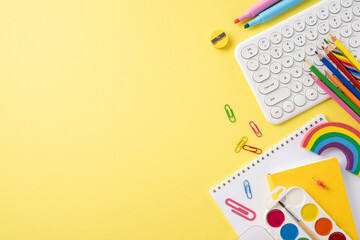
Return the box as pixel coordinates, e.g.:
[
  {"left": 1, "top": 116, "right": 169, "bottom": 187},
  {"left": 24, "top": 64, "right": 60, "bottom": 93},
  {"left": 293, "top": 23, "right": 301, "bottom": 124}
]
[{"left": 322, "top": 46, "right": 360, "bottom": 90}]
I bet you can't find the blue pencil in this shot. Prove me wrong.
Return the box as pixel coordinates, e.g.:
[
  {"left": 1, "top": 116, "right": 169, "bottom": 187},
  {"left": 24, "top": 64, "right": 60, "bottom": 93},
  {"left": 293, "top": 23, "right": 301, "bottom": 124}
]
[{"left": 316, "top": 51, "right": 360, "bottom": 100}]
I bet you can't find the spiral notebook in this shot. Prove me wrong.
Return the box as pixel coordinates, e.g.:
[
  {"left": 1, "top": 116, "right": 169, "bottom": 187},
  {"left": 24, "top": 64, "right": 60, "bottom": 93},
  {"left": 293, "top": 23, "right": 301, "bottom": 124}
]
[{"left": 209, "top": 114, "right": 360, "bottom": 239}]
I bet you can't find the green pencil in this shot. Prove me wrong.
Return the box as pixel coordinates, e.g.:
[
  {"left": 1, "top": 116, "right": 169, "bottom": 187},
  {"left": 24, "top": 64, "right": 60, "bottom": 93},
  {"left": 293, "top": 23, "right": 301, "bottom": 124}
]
[{"left": 304, "top": 60, "right": 360, "bottom": 117}]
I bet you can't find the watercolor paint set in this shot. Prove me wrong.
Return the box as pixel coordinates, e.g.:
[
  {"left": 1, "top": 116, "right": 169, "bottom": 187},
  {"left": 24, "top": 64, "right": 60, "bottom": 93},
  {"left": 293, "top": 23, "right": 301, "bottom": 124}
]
[{"left": 265, "top": 187, "right": 350, "bottom": 240}]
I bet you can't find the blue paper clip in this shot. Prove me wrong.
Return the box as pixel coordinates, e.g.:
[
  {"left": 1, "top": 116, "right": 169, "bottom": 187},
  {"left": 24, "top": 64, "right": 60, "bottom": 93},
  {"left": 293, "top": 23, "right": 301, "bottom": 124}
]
[{"left": 243, "top": 180, "right": 252, "bottom": 199}]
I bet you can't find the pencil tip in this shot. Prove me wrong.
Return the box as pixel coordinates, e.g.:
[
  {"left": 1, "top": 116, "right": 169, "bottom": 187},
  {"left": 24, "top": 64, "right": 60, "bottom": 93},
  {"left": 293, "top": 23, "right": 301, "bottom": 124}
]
[
  {"left": 315, "top": 51, "right": 318, "bottom": 54},
  {"left": 321, "top": 46, "right": 325, "bottom": 50},
  {"left": 324, "top": 39, "right": 329, "bottom": 44},
  {"left": 329, "top": 34, "right": 333, "bottom": 38},
  {"left": 244, "top": 23, "right": 249, "bottom": 29},
  {"left": 309, "top": 73, "right": 312, "bottom": 76}
]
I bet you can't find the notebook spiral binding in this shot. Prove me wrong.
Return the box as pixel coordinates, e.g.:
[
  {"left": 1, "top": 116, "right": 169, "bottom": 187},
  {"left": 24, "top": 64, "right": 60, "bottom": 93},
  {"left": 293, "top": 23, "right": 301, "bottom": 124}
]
[{"left": 211, "top": 114, "right": 326, "bottom": 193}]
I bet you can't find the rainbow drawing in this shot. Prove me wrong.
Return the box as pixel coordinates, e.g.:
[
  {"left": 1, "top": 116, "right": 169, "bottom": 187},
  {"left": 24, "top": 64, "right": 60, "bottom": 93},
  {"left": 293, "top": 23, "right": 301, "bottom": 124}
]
[{"left": 301, "top": 122, "right": 360, "bottom": 176}]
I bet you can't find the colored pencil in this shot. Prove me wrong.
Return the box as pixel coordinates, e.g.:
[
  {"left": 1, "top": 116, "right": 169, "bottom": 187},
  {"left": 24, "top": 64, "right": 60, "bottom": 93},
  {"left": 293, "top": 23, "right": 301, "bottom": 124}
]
[
  {"left": 316, "top": 51, "right": 360, "bottom": 100},
  {"left": 322, "top": 46, "right": 360, "bottom": 90},
  {"left": 325, "top": 40, "right": 360, "bottom": 82},
  {"left": 311, "top": 74, "right": 360, "bottom": 124},
  {"left": 324, "top": 70, "right": 360, "bottom": 109},
  {"left": 330, "top": 34, "right": 360, "bottom": 72},
  {"left": 304, "top": 60, "right": 360, "bottom": 117}
]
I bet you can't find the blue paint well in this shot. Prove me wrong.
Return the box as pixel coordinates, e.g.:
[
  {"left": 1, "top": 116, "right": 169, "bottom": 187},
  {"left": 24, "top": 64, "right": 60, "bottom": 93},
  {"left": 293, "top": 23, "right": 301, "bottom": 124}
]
[{"left": 280, "top": 223, "right": 299, "bottom": 240}]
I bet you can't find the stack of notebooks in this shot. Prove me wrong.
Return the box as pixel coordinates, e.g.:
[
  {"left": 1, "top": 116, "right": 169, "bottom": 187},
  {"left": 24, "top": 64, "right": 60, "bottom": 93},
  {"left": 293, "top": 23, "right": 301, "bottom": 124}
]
[{"left": 210, "top": 115, "right": 359, "bottom": 239}]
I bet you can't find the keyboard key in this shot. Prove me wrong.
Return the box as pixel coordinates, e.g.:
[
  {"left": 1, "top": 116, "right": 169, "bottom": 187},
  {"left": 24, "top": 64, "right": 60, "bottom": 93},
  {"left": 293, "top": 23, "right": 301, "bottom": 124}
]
[
  {"left": 259, "top": 78, "right": 279, "bottom": 94},
  {"left": 353, "top": 4, "right": 360, "bottom": 16},
  {"left": 271, "top": 46, "right": 283, "bottom": 59},
  {"left": 306, "top": 28, "right": 318, "bottom": 40},
  {"left": 329, "top": 16, "right": 342, "bottom": 29},
  {"left": 282, "top": 56, "right": 294, "bottom": 68},
  {"left": 314, "top": 55, "right": 324, "bottom": 66},
  {"left": 329, "top": 1, "right": 341, "bottom": 13},
  {"left": 294, "top": 20, "right": 306, "bottom": 32},
  {"left": 291, "top": 67, "right": 303, "bottom": 78},
  {"left": 341, "top": 10, "right": 353, "bottom": 22},
  {"left": 270, "top": 107, "right": 283, "bottom": 119},
  {"left": 294, "top": 94, "right": 306, "bottom": 106},
  {"left": 270, "top": 32, "right": 282, "bottom": 44},
  {"left": 349, "top": 36, "right": 360, "bottom": 47},
  {"left": 351, "top": 50, "right": 360, "bottom": 60},
  {"left": 352, "top": 19, "right": 360, "bottom": 31},
  {"left": 303, "top": 75, "right": 314, "bottom": 87},
  {"left": 305, "top": 44, "right": 316, "bottom": 56},
  {"left": 294, "top": 34, "right": 306, "bottom": 46},
  {"left": 259, "top": 52, "right": 271, "bottom": 65},
  {"left": 283, "top": 100, "right": 295, "bottom": 113},
  {"left": 318, "top": 22, "right": 330, "bottom": 34},
  {"left": 317, "top": 7, "right": 329, "bottom": 20},
  {"left": 341, "top": 0, "right": 353, "bottom": 7},
  {"left": 340, "top": 26, "right": 352, "bottom": 37},
  {"left": 317, "top": 38, "right": 328, "bottom": 50},
  {"left": 265, "top": 88, "right": 291, "bottom": 106},
  {"left": 253, "top": 69, "right": 270, "bottom": 83},
  {"left": 279, "top": 72, "right": 291, "bottom": 84},
  {"left": 247, "top": 59, "right": 259, "bottom": 71},
  {"left": 302, "top": 61, "right": 311, "bottom": 72},
  {"left": 258, "top": 38, "right": 270, "bottom": 50},
  {"left": 241, "top": 45, "right": 258, "bottom": 59},
  {"left": 282, "top": 26, "right": 294, "bottom": 38},
  {"left": 270, "top": 62, "right": 282, "bottom": 74},
  {"left": 291, "top": 81, "right": 303, "bottom": 93},
  {"left": 318, "top": 85, "right": 327, "bottom": 95},
  {"left": 305, "top": 14, "right": 317, "bottom": 26},
  {"left": 283, "top": 40, "right": 295, "bottom": 53},
  {"left": 294, "top": 50, "right": 305, "bottom": 62},
  {"left": 306, "top": 88, "right": 318, "bottom": 101}
]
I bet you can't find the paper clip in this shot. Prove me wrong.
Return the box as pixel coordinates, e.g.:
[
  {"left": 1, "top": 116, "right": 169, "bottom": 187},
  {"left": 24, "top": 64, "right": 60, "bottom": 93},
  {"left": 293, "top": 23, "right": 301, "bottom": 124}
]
[
  {"left": 224, "top": 104, "right": 236, "bottom": 123},
  {"left": 235, "top": 136, "right": 248, "bottom": 153},
  {"left": 243, "top": 145, "right": 262, "bottom": 154},
  {"left": 225, "top": 198, "right": 256, "bottom": 221},
  {"left": 243, "top": 180, "right": 252, "bottom": 199},
  {"left": 249, "top": 121, "right": 262, "bottom": 137}
]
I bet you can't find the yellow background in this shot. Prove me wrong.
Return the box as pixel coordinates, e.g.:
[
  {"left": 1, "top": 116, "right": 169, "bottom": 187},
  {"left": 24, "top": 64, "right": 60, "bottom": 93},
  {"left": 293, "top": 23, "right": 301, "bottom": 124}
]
[{"left": 0, "top": 0, "right": 359, "bottom": 239}]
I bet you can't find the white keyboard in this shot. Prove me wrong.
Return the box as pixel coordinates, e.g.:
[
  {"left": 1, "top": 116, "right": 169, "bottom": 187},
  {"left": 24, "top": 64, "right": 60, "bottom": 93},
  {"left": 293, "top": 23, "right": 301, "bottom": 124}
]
[{"left": 235, "top": 0, "right": 360, "bottom": 124}]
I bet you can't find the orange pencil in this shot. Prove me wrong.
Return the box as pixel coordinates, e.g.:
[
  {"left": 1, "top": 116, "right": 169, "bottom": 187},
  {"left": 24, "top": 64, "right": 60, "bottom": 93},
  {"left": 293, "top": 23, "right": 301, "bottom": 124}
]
[{"left": 324, "top": 70, "right": 360, "bottom": 109}]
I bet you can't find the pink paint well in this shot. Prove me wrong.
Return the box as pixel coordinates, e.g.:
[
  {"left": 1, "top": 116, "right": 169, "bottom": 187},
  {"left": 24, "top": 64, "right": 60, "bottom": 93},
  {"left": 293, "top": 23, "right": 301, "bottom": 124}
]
[{"left": 267, "top": 209, "right": 285, "bottom": 228}]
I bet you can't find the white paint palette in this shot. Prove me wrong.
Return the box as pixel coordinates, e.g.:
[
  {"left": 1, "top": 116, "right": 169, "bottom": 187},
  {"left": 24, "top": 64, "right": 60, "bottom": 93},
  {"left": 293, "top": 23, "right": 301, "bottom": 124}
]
[{"left": 264, "top": 187, "right": 351, "bottom": 240}]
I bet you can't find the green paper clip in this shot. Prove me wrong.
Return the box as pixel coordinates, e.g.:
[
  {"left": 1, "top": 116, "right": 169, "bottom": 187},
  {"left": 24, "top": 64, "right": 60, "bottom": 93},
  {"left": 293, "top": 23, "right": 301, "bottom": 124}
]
[{"left": 224, "top": 104, "right": 236, "bottom": 123}]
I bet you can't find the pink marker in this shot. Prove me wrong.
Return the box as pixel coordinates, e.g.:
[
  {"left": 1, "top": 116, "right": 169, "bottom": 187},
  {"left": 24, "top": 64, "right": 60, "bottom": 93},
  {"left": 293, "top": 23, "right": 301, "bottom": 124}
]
[{"left": 234, "top": 0, "right": 282, "bottom": 24}]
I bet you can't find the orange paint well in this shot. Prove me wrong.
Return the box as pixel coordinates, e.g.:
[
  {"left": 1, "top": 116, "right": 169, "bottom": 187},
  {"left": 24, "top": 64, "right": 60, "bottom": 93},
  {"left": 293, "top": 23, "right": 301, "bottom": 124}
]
[{"left": 315, "top": 218, "right": 333, "bottom": 236}]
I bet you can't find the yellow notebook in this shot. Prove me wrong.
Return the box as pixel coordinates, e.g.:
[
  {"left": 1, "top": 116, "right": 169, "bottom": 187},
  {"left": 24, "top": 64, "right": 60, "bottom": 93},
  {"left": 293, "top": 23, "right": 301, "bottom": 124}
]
[{"left": 267, "top": 158, "right": 358, "bottom": 240}]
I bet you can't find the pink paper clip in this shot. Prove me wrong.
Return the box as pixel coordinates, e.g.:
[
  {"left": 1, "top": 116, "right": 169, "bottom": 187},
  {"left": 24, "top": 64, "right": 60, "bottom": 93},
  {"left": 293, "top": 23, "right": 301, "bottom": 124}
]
[
  {"left": 225, "top": 198, "right": 256, "bottom": 221},
  {"left": 249, "top": 121, "right": 262, "bottom": 137},
  {"left": 243, "top": 145, "right": 262, "bottom": 155}
]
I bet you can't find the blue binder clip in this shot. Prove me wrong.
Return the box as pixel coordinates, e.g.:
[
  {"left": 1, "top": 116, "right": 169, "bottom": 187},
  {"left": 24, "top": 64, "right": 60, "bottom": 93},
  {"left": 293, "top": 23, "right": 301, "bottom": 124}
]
[{"left": 243, "top": 180, "right": 252, "bottom": 199}]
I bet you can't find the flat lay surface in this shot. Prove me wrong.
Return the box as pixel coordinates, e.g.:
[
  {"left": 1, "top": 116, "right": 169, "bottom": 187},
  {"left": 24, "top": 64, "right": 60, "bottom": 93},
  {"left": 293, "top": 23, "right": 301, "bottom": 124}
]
[{"left": 1, "top": 0, "right": 359, "bottom": 239}]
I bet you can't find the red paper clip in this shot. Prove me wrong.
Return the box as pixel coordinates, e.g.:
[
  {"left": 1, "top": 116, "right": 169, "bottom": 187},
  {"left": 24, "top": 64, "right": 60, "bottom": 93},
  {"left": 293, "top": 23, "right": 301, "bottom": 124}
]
[
  {"left": 249, "top": 121, "right": 262, "bottom": 137},
  {"left": 243, "top": 145, "right": 262, "bottom": 154},
  {"left": 225, "top": 198, "right": 256, "bottom": 221}
]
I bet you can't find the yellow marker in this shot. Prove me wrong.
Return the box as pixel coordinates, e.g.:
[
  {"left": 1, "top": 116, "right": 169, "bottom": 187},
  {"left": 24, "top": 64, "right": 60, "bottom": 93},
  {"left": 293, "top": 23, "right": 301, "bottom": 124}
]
[
  {"left": 211, "top": 30, "right": 228, "bottom": 49},
  {"left": 330, "top": 34, "right": 360, "bottom": 72}
]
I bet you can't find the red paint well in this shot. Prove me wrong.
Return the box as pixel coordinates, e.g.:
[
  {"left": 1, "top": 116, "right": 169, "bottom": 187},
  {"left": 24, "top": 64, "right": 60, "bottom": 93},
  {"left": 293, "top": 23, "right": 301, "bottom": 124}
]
[{"left": 267, "top": 209, "right": 285, "bottom": 228}]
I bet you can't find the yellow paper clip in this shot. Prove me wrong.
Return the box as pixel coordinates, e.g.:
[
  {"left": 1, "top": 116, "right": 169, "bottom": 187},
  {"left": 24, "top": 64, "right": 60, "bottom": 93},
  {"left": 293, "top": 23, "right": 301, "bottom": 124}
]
[
  {"left": 243, "top": 145, "right": 262, "bottom": 155},
  {"left": 224, "top": 104, "right": 236, "bottom": 123},
  {"left": 235, "top": 136, "right": 248, "bottom": 153},
  {"left": 249, "top": 121, "right": 262, "bottom": 137}
]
